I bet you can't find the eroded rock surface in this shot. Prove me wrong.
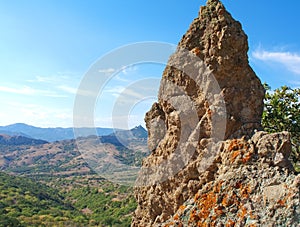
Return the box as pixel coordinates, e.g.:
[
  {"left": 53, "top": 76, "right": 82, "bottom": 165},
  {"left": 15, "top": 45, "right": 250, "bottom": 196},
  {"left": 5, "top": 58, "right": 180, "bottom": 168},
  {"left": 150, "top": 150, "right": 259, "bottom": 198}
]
[
  {"left": 162, "top": 132, "right": 299, "bottom": 226},
  {"left": 132, "top": 0, "right": 299, "bottom": 226}
]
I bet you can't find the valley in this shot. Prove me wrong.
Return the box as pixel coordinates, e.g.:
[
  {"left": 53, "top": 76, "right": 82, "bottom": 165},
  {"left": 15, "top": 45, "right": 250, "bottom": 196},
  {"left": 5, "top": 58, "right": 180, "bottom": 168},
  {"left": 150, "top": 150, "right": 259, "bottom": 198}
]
[{"left": 0, "top": 124, "right": 149, "bottom": 226}]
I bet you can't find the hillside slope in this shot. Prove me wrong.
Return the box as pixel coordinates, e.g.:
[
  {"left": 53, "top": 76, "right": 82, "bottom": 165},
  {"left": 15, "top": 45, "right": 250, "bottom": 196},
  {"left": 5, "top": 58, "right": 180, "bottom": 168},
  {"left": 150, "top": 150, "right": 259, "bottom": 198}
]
[
  {"left": 0, "top": 126, "right": 148, "bottom": 183},
  {"left": 0, "top": 134, "right": 48, "bottom": 146},
  {"left": 0, "top": 171, "right": 85, "bottom": 226},
  {"left": 0, "top": 171, "right": 137, "bottom": 226}
]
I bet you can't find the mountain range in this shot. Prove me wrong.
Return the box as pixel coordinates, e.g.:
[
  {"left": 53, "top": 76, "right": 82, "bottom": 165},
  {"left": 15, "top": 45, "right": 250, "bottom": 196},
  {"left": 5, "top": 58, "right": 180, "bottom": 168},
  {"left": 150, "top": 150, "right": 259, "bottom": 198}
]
[
  {"left": 0, "top": 124, "right": 147, "bottom": 226},
  {"left": 0, "top": 124, "right": 149, "bottom": 182},
  {"left": 0, "top": 123, "right": 123, "bottom": 142}
]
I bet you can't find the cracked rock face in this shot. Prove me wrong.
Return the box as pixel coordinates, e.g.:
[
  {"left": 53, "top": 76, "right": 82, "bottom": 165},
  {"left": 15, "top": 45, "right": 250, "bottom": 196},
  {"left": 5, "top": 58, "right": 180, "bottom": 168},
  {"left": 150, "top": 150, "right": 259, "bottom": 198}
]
[
  {"left": 131, "top": 0, "right": 299, "bottom": 226},
  {"left": 162, "top": 132, "right": 300, "bottom": 226}
]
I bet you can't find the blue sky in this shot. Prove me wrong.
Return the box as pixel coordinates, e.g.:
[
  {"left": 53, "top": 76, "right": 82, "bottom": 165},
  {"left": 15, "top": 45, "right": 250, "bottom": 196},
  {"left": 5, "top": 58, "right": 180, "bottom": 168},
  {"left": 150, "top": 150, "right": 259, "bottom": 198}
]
[{"left": 0, "top": 0, "right": 299, "bottom": 128}]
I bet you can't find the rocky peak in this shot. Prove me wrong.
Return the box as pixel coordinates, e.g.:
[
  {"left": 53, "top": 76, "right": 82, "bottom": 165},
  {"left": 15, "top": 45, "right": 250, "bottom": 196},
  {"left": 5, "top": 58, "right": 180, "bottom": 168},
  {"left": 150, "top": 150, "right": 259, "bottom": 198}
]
[
  {"left": 179, "top": 0, "right": 265, "bottom": 139},
  {"left": 132, "top": 0, "right": 299, "bottom": 226}
]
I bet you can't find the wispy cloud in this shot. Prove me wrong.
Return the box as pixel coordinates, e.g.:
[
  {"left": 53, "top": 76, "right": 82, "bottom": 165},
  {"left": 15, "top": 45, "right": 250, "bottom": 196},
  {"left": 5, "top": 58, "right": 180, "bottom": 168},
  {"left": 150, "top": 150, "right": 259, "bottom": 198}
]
[
  {"left": 57, "top": 85, "right": 77, "bottom": 94},
  {"left": 0, "top": 85, "right": 67, "bottom": 97},
  {"left": 252, "top": 49, "right": 300, "bottom": 75},
  {"left": 0, "top": 85, "right": 36, "bottom": 95},
  {"left": 104, "top": 86, "right": 147, "bottom": 99},
  {"left": 27, "top": 75, "right": 66, "bottom": 84},
  {"left": 1, "top": 101, "right": 73, "bottom": 127},
  {"left": 114, "top": 74, "right": 130, "bottom": 82},
  {"left": 121, "top": 88, "right": 147, "bottom": 100},
  {"left": 57, "top": 85, "right": 96, "bottom": 97},
  {"left": 98, "top": 68, "right": 116, "bottom": 74},
  {"left": 120, "top": 65, "right": 137, "bottom": 75},
  {"left": 27, "top": 72, "right": 80, "bottom": 84},
  {"left": 103, "top": 85, "right": 125, "bottom": 97}
]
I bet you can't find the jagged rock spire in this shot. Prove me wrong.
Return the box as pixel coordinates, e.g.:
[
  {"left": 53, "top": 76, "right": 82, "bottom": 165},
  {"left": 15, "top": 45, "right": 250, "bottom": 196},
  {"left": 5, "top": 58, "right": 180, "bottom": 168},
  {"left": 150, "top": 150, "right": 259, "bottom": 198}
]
[{"left": 132, "top": 0, "right": 268, "bottom": 226}]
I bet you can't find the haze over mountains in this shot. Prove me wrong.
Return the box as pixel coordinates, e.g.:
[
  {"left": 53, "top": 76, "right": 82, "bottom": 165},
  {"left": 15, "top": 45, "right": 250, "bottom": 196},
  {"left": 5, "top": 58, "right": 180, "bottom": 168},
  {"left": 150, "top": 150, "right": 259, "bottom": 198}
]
[
  {"left": 0, "top": 123, "right": 125, "bottom": 142},
  {"left": 0, "top": 124, "right": 149, "bottom": 180}
]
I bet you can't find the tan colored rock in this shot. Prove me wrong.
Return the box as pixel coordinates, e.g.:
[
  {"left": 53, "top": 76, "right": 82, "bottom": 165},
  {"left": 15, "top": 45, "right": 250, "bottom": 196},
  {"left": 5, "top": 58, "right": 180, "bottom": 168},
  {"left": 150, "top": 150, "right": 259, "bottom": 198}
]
[
  {"left": 131, "top": 0, "right": 299, "bottom": 226},
  {"left": 162, "top": 132, "right": 299, "bottom": 226}
]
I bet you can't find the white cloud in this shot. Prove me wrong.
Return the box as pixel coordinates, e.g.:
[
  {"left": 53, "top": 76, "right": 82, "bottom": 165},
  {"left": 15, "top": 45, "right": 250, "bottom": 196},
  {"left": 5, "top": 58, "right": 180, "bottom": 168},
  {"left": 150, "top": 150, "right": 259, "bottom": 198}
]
[
  {"left": 57, "top": 85, "right": 78, "bottom": 94},
  {"left": 0, "top": 102, "right": 73, "bottom": 127},
  {"left": 120, "top": 65, "right": 137, "bottom": 75},
  {"left": 0, "top": 85, "right": 36, "bottom": 95},
  {"left": 27, "top": 75, "right": 65, "bottom": 84},
  {"left": 121, "top": 88, "right": 146, "bottom": 100},
  {"left": 252, "top": 50, "right": 300, "bottom": 75},
  {"left": 98, "top": 68, "right": 116, "bottom": 74},
  {"left": 114, "top": 74, "right": 130, "bottom": 82},
  {"left": 27, "top": 72, "right": 80, "bottom": 84},
  {"left": 0, "top": 85, "right": 67, "bottom": 97},
  {"left": 98, "top": 67, "right": 137, "bottom": 82},
  {"left": 57, "top": 85, "right": 97, "bottom": 97},
  {"left": 104, "top": 86, "right": 148, "bottom": 100},
  {"left": 58, "top": 85, "right": 94, "bottom": 97},
  {"left": 103, "top": 85, "right": 125, "bottom": 97}
]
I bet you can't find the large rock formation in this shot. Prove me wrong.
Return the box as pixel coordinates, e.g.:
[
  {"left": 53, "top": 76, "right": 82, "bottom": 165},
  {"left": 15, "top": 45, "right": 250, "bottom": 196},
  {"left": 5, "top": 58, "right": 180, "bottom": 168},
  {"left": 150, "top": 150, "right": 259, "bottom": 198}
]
[
  {"left": 132, "top": 0, "right": 299, "bottom": 226},
  {"left": 162, "top": 132, "right": 300, "bottom": 226}
]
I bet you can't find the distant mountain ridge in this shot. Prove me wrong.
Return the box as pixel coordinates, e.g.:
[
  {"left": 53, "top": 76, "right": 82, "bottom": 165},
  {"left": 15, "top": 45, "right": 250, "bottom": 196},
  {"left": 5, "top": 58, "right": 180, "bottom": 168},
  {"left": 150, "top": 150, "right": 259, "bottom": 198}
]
[
  {"left": 0, "top": 123, "right": 122, "bottom": 142},
  {"left": 0, "top": 134, "right": 48, "bottom": 146},
  {"left": 0, "top": 125, "right": 149, "bottom": 183},
  {"left": 0, "top": 129, "right": 32, "bottom": 138}
]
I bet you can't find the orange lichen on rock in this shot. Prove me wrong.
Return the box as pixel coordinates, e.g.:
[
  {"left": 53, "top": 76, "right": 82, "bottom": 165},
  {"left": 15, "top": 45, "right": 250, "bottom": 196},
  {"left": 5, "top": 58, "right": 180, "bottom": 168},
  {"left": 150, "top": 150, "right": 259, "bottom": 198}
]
[
  {"left": 214, "top": 205, "right": 225, "bottom": 216},
  {"left": 197, "top": 191, "right": 217, "bottom": 219},
  {"left": 277, "top": 199, "right": 286, "bottom": 207},
  {"left": 225, "top": 219, "right": 235, "bottom": 227},
  {"left": 221, "top": 194, "right": 229, "bottom": 207},
  {"left": 237, "top": 205, "right": 248, "bottom": 220},
  {"left": 230, "top": 150, "right": 241, "bottom": 163},
  {"left": 191, "top": 47, "right": 201, "bottom": 57},
  {"left": 178, "top": 205, "right": 186, "bottom": 212},
  {"left": 228, "top": 139, "right": 241, "bottom": 151},
  {"left": 276, "top": 191, "right": 293, "bottom": 208},
  {"left": 239, "top": 183, "right": 251, "bottom": 199},
  {"left": 173, "top": 214, "right": 179, "bottom": 221},
  {"left": 189, "top": 181, "right": 225, "bottom": 224},
  {"left": 213, "top": 180, "right": 223, "bottom": 193},
  {"left": 248, "top": 224, "right": 257, "bottom": 227},
  {"left": 163, "top": 222, "right": 175, "bottom": 227},
  {"left": 242, "top": 150, "right": 253, "bottom": 163},
  {"left": 189, "top": 208, "right": 200, "bottom": 223},
  {"left": 228, "top": 138, "right": 254, "bottom": 164}
]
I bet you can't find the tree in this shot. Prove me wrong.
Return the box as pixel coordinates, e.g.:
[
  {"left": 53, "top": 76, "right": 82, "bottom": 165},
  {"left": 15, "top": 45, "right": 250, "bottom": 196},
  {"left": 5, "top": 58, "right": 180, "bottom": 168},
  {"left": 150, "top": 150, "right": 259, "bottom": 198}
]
[
  {"left": 262, "top": 84, "right": 300, "bottom": 170},
  {"left": 0, "top": 214, "right": 23, "bottom": 227}
]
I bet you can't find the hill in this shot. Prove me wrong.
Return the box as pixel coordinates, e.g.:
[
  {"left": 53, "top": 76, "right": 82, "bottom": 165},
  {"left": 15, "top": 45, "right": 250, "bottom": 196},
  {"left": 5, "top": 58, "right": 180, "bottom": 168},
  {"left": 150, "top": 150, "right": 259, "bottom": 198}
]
[
  {"left": 0, "top": 126, "right": 148, "bottom": 226},
  {"left": 0, "top": 171, "right": 83, "bottom": 226},
  {"left": 0, "top": 126, "right": 149, "bottom": 182},
  {"left": 0, "top": 130, "right": 31, "bottom": 138},
  {"left": 0, "top": 171, "right": 136, "bottom": 226},
  {"left": 0, "top": 134, "right": 48, "bottom": 146}
]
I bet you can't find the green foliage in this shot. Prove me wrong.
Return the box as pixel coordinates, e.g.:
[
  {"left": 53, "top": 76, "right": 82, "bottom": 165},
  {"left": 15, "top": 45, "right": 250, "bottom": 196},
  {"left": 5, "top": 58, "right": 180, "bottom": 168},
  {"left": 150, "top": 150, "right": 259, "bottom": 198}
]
[
  {"left": 262, "top": 84, "right": 300, "bottom": 170},
  {"left": 0, "top": 172, "right": 137, "bottom": 226},
  {"left": 0, "top": 172, "right": 87, "bottom": 226},
  {"left": 0, "top": 214, "right": 22, "bottom": 227},
  {"left": 114, "top": 146, "right": 147, "bottom": 166},
  {"left": 65, "top": 181, "right": 136, "bottom": 226}
]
